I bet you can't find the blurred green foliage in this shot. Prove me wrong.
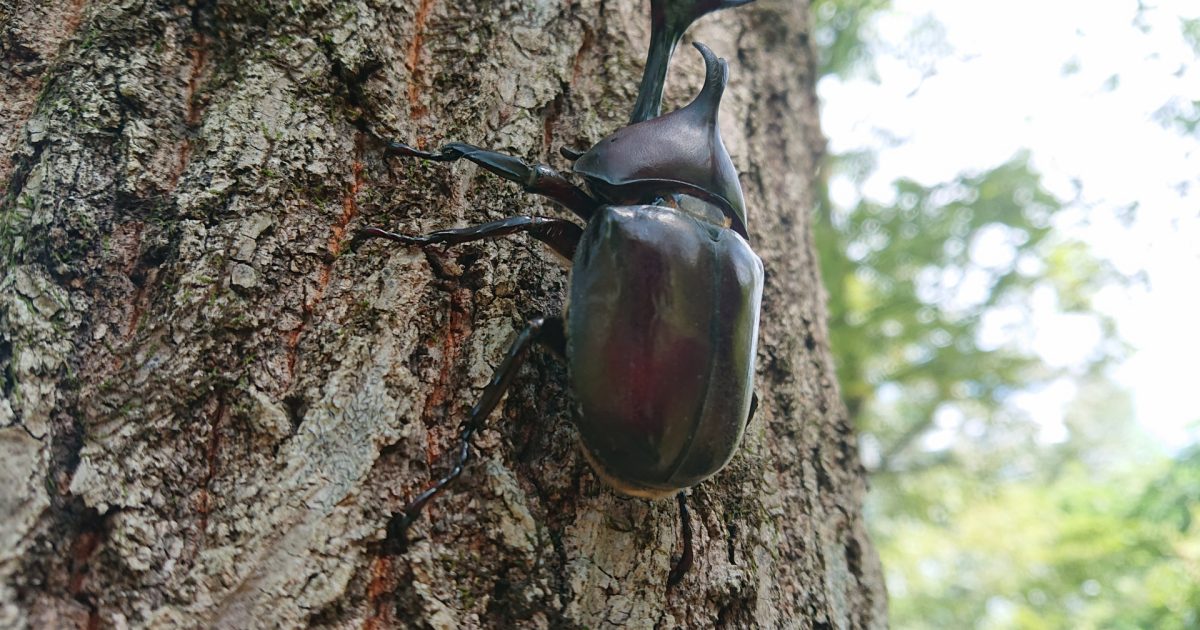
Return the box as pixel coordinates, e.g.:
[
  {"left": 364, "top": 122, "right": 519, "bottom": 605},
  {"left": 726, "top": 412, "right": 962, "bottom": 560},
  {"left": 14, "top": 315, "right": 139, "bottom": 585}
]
[
  {"left": 811, "top": 1, "right": 1200, "bottom": 628},
  {"left": 815, "top": 154, "right": 1110, "bottom": 474},
  {"left": 812, "top": 0, "right": 893, "bottom": 78},
  {"left": 1152, "top": 11, "right": 1200, "bottom": 142},
  {"left": 882, "top": 447, "right": 1200, "bottom": 628},
  {"left": 1181, "top": 17, "right": 1200, "bottom": 55}
]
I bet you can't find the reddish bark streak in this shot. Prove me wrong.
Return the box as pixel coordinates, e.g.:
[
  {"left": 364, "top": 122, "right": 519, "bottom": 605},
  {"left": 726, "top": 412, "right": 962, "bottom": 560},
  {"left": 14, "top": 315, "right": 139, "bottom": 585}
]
[
  {"left": 195, "top": 397, "right": 228, "bottom": 544},
  {"left": 329, "top": 155, "right": 364, "bottom": 257},
  {"left": 174, "top": 29, "right": 208, "bottom": 186},
  {"left": 284, "top": 134, "right": 365, "bottom": 381},
  {"left": 406, "top": 0, "right": 436, "bottom": 119},
  {"left": 360, "top": 556, "right": 397, "bottom": 630},
  {"left": 421, "top": 285, "right": 473, "bottom": 464},
  {"left": 285, "top": 327, "right": 303, "bottom": 379},
  {"left": 571, "top": 28, "right": 594, "bottom": 84},
  {"left": 67, "top": 519, "right": 102, "bottom": 629},
  {"left": 67, "top": 532, "right": 100, "bottom": 597},
  {"left": 0, "top": 0, "right": 90, "bottom": 180},
  {"left": 123, "top": 270, "right": 154, "bottom": 339},
  {"left": 64, "top": 0, "right": 89, "bottom": 35},
  {"left": 185, "top": 37, "right": 208, "bottom": 127}
]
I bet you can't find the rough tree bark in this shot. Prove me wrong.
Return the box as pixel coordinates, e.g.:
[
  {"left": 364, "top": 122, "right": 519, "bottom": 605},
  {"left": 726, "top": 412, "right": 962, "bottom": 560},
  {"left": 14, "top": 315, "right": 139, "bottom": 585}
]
[{"left": 0, "top": 0, "right": 886, "bottom": 627}]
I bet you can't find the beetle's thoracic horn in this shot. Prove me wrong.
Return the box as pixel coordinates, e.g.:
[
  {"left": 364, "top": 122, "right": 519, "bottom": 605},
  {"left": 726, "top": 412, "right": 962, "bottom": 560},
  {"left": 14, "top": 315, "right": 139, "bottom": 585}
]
[
  {"left": 573, "top": 43, "right": 749, "bottom": 237},
  {"left": 690, "top": 41, "right": 728, "bottom": 126},
  {"left": 629, "top": 0, "right": 756, "bottom": 124}
]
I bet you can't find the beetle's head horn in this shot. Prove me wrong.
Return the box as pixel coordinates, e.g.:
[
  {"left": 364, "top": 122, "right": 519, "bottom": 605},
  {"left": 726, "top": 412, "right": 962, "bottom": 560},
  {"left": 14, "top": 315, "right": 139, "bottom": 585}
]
[
  {"left": 573, "top": 43, "right": 748, "bottom": 238},
  {"left": 629, "top": 0, "right": 757, "bottom": 123}
]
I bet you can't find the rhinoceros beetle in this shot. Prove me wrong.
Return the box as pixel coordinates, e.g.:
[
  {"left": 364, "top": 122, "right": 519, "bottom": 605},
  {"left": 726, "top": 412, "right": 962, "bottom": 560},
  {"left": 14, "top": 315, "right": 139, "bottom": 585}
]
[{"left": 359, "top": 0, "right": 762, "bottom": 586}]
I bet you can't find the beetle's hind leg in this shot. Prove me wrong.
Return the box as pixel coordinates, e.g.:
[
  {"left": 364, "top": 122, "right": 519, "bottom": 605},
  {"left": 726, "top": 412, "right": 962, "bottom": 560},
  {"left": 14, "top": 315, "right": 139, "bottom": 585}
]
[
  {"left": 667, "top": 490, "right": 695, "bottom": 587},
  {"left": 371, "top": 316, "right": 566, "bottom": 556},
  {"left": 357, "top": 215, "right": 583, "bottom": 262},
  {"left": 380, "top": 140, "right": 599, "bottom": 222}
]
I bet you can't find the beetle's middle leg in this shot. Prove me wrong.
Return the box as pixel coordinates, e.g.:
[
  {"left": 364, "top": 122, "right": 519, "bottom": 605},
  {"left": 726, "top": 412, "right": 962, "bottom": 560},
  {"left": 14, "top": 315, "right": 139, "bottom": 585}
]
[
  {"left": 358, "top": 215, "right": 582, "bottom": 261},
  {"left": 372, "top": 316, "right": 566, "bottom": 555},
  {"left": 382, "top": 140, "right": 599, "bottom": 221}
]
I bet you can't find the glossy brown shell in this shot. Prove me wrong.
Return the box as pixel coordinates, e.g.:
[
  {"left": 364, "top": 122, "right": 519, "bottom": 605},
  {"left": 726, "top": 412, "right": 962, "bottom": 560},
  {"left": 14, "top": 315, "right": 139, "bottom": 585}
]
[{"left": 566, "top": 205, "right": 763, "bottom": 497}]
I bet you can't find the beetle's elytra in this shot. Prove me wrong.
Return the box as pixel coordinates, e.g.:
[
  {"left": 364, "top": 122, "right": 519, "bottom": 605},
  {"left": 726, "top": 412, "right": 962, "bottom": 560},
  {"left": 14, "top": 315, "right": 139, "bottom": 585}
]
[
  {"left": 359, "top": 0, "right": 762, "bottom": 585},
  {"left": 570, "top": 203, "right": 762, "bottom": 500}
]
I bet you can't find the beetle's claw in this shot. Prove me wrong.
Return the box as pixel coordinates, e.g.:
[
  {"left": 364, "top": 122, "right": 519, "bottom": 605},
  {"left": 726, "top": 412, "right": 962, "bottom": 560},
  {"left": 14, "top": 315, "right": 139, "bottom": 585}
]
[
  {"left": 365, "top": 511, "right": 421, "bottom": 556},
  {"left": 667, "top": 550, "right": 693, "bottom": 587},
  {"left": 382, "top": 139, "right": 430, "bottom": 158},
  {"left": 363, "top": 534, "right": 407, "bottom": 556},
  {"left": 356, "top": 226, "right": 426, "bottom": 247},
  {"left": 559, "top": 146, "right": 586, "bottom": 161},
  {"left": 383, "top": 141, "right": 465, "bottom": 162},
  {"left": 364, "top": 537, "right": 401, "bottom": 556},
  {"left": 365, "top": 534, "right": 426, "bottom": 556}
]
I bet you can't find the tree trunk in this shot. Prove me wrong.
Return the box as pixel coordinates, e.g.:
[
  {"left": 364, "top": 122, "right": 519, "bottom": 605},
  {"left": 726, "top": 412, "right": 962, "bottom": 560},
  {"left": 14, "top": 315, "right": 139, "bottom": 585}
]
[{"left": 0, "top": 0, "right": 886, "bottom": 627}]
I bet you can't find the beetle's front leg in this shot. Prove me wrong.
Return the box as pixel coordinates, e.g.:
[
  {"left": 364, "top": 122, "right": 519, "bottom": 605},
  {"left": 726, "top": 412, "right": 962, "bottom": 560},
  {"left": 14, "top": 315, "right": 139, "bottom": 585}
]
[
  {"left": 356, "top": 215, "right": 583, "bottom": 262},
  {"left": 381, "top": 140, "right": 599, "bottom": 222},
  {"left": 371, "top": 316, "right": 566, "bottom": 556}
]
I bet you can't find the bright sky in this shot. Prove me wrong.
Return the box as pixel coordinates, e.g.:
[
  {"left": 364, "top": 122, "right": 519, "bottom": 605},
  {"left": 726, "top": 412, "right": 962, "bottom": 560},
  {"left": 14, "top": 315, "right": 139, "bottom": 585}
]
[{"left": 818, "top": 0, "right": 1200, "bottom": 449}]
